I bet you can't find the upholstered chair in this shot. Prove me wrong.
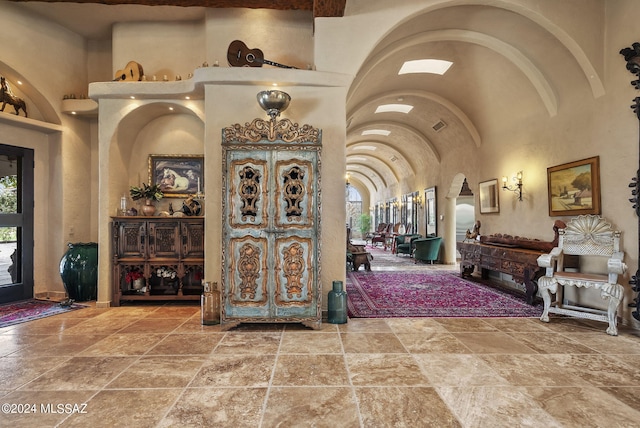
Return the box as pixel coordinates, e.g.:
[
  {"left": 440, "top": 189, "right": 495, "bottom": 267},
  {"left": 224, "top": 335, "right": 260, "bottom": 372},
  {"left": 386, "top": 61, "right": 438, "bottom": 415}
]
[
  {"left": 395, "top": 234, "right": 422, "bottom": 256},
  {"left": 413, "top": 236, "right": 442, "bottom": 263}
]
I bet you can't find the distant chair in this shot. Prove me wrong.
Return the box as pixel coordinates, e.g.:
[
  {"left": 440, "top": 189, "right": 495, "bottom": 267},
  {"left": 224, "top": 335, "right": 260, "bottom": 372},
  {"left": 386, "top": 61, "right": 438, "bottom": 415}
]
[
  {"left": 413, "top": 236, "right": 442, "bottom": 264},
  {"left": 394, "top": 233, "right": 422, "bottom": 256},
  {"left": 367, "top": 223, "right": 386, "bottom": 246},
  {"left": 371, "top": 223, "right": 392, "bottom": 249}
]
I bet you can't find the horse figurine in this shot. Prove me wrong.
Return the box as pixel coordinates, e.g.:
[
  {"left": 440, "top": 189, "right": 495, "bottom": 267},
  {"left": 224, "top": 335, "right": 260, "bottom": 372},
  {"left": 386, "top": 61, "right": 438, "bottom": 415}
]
[
  {"left": 0, "top": 77, "right": 27, "bottom": 117},
  {"left": 464, "top": 220, "right": 481, "bottom": 242}
]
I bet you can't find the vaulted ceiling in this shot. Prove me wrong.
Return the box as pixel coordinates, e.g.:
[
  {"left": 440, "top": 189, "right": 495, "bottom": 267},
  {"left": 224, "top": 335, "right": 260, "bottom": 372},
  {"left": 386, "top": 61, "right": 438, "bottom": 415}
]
[{"left": 345, "top": 3, "right": 603, "bottom": 201}]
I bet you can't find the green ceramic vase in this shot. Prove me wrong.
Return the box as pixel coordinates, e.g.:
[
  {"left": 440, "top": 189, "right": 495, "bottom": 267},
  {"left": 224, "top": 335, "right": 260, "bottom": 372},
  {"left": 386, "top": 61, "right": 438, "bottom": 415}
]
[
  {"left": 328, "top": 280, "right": 348, "bottom": 324},
  {"left": 59, "top": 242, "right": 98, "bottom": 302}
]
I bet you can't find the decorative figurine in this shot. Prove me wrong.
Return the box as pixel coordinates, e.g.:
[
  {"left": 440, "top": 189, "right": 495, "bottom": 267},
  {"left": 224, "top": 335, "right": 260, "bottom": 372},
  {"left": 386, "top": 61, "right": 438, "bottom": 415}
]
[
  {"left": 182, "top": 196, "right": 202, "bottom": 216},
  {"left": 0, "top": 77, "right": 27, "bottom": 117}
]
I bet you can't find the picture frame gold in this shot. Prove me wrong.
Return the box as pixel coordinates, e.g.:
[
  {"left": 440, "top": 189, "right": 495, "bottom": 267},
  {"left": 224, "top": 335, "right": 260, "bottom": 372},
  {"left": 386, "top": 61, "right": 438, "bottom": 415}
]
[
  {"left": 148, "top": 154, "right": 204, "bottom": 199},
  {"left": 547, "top": 156, "right": 600, "bottom": 216},
  {"left": 479, "top": 178, "right": 500, "bottom": 214}
]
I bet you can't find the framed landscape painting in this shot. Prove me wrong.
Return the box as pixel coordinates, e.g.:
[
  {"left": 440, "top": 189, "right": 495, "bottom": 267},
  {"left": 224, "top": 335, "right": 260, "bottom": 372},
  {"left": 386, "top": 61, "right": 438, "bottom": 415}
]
[
  {"left": 479, "top": 179, "right": 500, "bottom": 214},
  {"left": 149, "top": 154, "right": 204, "bottom": 199},
  {"left": 547, "top": 156, "right": 600, "bottom": 216}
]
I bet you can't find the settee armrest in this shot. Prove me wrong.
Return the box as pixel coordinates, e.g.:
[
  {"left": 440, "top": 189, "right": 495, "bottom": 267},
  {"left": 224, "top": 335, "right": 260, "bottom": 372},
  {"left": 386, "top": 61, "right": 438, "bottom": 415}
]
[
  {"left": 608, "top": 251, "right": 627, "bottom": 282},
  {"left": 537, "top": 247, "right": 562, "bottom": 276}
]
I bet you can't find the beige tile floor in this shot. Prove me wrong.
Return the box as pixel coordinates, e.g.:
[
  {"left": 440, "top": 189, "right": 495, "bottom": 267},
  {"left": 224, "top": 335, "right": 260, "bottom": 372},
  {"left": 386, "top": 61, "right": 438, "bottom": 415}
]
[{"left": 2, "top": 303, "right": 640, "bottom": 427}]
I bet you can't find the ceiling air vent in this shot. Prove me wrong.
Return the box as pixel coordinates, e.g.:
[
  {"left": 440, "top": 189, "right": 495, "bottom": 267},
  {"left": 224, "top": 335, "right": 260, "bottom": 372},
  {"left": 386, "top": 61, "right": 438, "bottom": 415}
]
[
  {"left": 390, "top": 155, "right": 398, "bottom": 162},
  {"left": 432, "top": 120, "right": 447, "bottom": 132}
]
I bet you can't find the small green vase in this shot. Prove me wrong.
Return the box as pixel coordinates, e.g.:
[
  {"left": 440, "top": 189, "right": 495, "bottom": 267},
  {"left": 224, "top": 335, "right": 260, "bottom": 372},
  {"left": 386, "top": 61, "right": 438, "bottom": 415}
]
[
  {"left": 59, "top": 242, "right": 98, "bottom": 302},
  {"left": 328, "top": 280, "right": 348, "bottom": 324}
]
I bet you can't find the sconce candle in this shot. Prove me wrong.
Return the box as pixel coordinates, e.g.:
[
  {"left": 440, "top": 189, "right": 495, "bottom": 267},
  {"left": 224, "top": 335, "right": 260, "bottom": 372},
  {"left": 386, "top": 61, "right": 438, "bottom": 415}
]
[{"left": 502, "top": 171, "right": 524, "bottom": 201}]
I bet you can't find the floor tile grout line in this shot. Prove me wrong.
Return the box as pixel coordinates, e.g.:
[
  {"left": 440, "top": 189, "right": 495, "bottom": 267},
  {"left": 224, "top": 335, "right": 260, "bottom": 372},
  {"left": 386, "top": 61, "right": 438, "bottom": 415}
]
[
  {"left": 258, "top": 326, "right": 286, "bottom": 428},
  {"left": 338, "top": 322, "right": 366, "bottom": 428}
]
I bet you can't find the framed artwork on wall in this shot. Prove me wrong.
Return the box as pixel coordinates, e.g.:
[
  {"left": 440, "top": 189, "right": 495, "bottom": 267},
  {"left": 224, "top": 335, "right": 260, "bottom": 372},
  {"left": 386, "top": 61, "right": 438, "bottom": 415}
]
[
  {"left": 547, "top": 156, "right": 600, "bottom": 216},
  {"left": 479, "top": 178, "right": 500, "bottom": 214},
  {"left": 148, "top": 154, "right": 204, "bottom": 199},
  {"left": 425, "top": 186, "right": 437, "bottom": 236}
]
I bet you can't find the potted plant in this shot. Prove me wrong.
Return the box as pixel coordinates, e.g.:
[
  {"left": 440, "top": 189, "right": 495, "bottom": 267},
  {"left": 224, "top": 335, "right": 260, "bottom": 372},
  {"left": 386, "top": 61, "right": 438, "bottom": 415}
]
[
  {"left": 359, "top": 214, "right": 371, "bottom": 240},
  {"left": 130, "top": 183, "right": 163, "bottom": 216},
  {"left": 125, "top": 269, "right": 144, "bottom": 290}
]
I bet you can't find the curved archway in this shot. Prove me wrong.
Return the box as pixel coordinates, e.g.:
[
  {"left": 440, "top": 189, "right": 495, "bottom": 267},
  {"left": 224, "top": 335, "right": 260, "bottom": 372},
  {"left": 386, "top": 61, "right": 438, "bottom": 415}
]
[
  {"left": 441, "top": 172, "right": 473, "bottom": 264},
  {"left": 99, "top": 100, "right": 204, "bottom": 303}
]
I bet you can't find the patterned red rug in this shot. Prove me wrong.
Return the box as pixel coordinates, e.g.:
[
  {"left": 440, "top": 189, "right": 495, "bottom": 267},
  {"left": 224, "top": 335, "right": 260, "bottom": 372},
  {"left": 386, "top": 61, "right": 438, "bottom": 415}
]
[
  {"left": 346, "top": 271, "right": 543, "bottom": 318},
  {"left": 0, "top": 299, "right": 86, "bottom": 328}
]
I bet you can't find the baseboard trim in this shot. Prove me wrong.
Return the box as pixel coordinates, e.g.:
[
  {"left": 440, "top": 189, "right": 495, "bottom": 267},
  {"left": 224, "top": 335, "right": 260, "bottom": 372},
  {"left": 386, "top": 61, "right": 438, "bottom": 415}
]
[{"left": 34, "top": 291, "right": 67, "bottom": 301}]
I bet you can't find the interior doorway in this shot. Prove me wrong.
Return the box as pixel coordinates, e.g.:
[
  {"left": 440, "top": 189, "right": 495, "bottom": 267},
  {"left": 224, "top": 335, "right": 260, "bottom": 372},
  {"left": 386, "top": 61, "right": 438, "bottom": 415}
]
[
  {"left": 0, "top": 144, "right": 34, "bottom": 304},
  {"left": 456, "top": 178, "right": 475, "bottom": 242}
]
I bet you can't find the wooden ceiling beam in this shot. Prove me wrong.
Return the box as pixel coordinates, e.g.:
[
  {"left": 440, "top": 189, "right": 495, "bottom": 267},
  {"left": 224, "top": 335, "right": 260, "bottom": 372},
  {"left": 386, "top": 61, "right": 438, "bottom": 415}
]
[
  {"left": 313, "top": 0, "right": 346, "bottom": 17},
  {"left": 11, "top": 0, "right": 346, "bottom": 17}
]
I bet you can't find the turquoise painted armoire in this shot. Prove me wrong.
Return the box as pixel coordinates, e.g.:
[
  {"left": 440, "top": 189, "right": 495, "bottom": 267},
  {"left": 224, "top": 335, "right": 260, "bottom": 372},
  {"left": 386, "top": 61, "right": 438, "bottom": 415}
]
[{"left": 221, "top": 106, "right": 322, "bottom": 330}]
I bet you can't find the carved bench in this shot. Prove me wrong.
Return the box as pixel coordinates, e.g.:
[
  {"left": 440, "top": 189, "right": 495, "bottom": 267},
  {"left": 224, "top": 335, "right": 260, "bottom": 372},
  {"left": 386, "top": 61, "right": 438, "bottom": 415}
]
[
  {"left": 536, "top": 215, "right": 627, "bottom": 335},
  {"left": 347, "top": 242, "right": 372, "bottom": 271}
]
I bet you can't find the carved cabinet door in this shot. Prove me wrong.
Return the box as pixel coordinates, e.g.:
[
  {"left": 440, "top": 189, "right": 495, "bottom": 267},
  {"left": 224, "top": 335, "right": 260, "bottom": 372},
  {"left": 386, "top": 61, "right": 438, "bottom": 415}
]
[{"left": 222, "top": 144, "right": 321, "bottom": 329}]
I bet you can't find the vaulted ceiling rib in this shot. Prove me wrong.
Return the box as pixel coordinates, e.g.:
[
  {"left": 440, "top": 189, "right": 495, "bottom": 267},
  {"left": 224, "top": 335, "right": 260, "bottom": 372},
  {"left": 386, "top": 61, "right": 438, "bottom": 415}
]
[
  {"left": 347, "top": 89, "right": 481, "bottom": 148},
  {"left": 348, "top": 29, "right": 558, "bottom": 117}
]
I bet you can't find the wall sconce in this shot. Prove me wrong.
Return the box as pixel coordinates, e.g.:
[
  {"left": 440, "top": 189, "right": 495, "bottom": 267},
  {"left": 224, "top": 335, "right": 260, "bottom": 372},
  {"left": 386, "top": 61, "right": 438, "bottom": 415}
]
[
  {"left": 393, "top": 200, "right": 400, "bottom": 209},
  {"left": 345, "top": 173, "right": 350, "bottom": 188},
  {"left": 415, "top": 193, "right": 424, "bottom": 208},
  {"left": 502, "top": 171, "right": 523, "bottom": 201}
]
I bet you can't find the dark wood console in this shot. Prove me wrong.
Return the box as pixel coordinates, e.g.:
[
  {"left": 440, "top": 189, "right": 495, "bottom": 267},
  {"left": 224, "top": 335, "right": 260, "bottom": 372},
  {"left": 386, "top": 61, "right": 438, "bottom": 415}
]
[
  {"left": 457, "top": 241, "right": 544, "bottom": 305},
  {"left": 111, "top": 216, "right": 204, "bottom": 306}
]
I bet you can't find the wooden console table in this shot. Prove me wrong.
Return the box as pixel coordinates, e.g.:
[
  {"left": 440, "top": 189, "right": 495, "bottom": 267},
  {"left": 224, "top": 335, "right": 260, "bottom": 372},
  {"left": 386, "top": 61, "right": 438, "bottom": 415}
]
[{"left": 457, "top": 241, "right": 545, "bottom": 305}]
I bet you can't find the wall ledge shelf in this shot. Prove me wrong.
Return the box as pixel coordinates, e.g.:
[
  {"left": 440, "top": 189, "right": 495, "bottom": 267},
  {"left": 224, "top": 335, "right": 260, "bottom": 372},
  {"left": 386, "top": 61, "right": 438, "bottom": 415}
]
[
  {"left": 61, "top": 98, "right": 98, "bottom": 117},
  {"left": 89, "top": 67, "right": 352, "bottom": 100},
  {"left": 0, "top": 111, "right": 62, "bottom": 133}
]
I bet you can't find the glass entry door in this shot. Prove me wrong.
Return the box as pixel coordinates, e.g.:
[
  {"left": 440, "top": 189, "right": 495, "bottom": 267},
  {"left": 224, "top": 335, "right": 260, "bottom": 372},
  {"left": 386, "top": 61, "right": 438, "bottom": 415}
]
[{"left": 0, "top": 144, "right": 34, "bottom": 304}]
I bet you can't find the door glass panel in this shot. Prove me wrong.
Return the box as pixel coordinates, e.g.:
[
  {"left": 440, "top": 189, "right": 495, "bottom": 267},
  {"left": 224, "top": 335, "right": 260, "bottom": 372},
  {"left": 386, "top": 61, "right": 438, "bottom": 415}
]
[
  {"left": 0, "top": 154, "right": 20, "bottom": 286},
  {"left": 0, "top": 155, "right": 18, "bottom": 214},
  {"left": 0, "top": 227, "right": 19, "bottom": 285},
  {"left": 0, "top": 145, "right": 32, "bottom": 303}
]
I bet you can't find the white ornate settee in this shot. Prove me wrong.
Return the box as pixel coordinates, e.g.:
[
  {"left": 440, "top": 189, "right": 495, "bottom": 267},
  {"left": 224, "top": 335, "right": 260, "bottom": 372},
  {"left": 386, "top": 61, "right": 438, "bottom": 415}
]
[{"left": 536, "top": 215, "right": 627, "bottom": 335}]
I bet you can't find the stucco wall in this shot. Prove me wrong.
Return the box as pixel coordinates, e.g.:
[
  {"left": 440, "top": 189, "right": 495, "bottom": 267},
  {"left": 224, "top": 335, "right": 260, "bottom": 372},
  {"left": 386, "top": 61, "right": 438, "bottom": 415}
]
[{"left": 0, "top": 3, "right": 95, "bottom": 298}]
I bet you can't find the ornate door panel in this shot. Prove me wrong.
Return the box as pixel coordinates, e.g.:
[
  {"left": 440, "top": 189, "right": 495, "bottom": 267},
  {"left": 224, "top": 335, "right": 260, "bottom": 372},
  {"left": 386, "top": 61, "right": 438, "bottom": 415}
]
[
  {"left": 181, "top": 220, "right": 205, "bottom": 258},
  {"left": 115, "top": 220, "right": 146, "bottom": 258},
  {"left": 147, "top": 221, "right": 180, "bottom": 259},
  {"left": 222, "top": 113, "right": 321, "bottom": 330},
  {"left": 228, "top": 235, "right": 269, "bottom": 315}
]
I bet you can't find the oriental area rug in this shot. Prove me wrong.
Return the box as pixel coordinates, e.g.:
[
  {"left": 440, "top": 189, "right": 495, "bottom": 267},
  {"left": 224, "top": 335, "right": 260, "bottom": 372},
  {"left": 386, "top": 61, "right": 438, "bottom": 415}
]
[
  {"left": 346, "top": 271, "right": 543, "bottom": 318},
  {"left": 0, "top": 299, "right": 86, "bottom": 328}
]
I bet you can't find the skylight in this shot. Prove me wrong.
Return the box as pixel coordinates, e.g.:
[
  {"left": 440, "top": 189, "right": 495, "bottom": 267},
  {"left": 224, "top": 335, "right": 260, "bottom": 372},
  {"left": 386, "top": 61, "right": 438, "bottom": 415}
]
[
  {"left": 362, "top": 130, "right": 391, "bottom": 136},
  {"left": 348, "top": 156, "right": 367, "bottom": 162},
  {"left": 399, "top": 59, "right": 453, "bottom": 75},
  {"left": 375, "top": 104, "right": 414, "bottom": 114},
  {"left": 357, "top": 145, "right": 377, "bottom": 151}
]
